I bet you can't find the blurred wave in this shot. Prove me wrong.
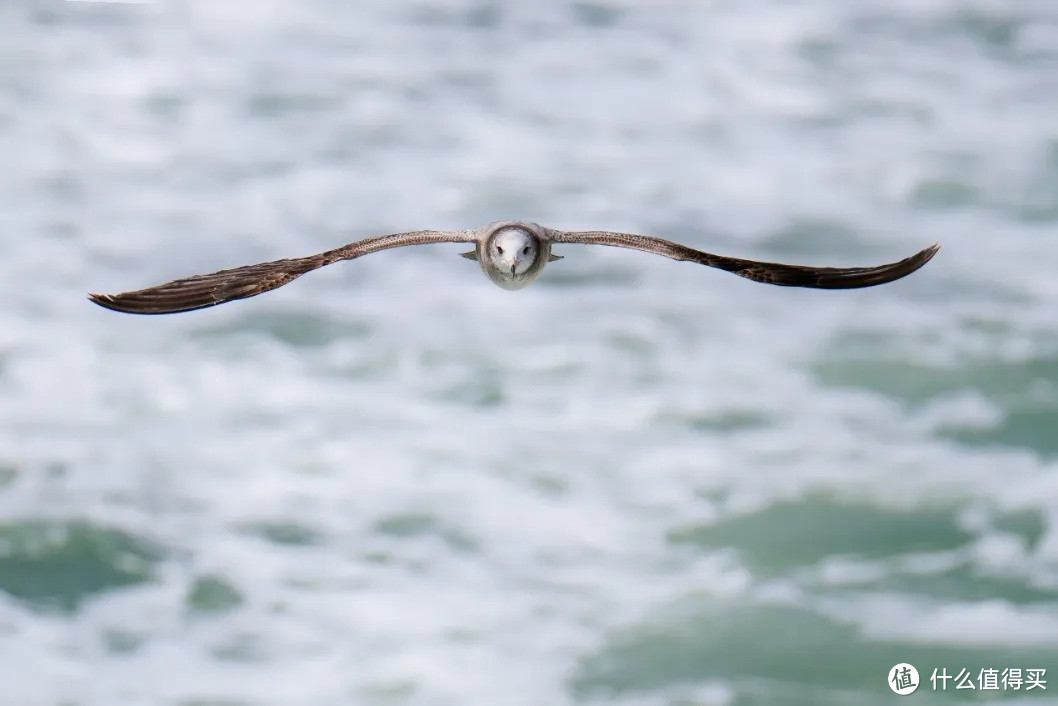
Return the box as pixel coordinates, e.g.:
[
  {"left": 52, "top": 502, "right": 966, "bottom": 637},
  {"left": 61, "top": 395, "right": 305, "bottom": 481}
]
[{"left": 2, "top": 1, "right": 1058, "bottom": 705}]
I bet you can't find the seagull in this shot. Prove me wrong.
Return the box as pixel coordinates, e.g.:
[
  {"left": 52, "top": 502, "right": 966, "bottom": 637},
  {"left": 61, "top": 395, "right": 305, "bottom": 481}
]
[{"left": 88, "top": 220, "right": 939, "bottom": 315}]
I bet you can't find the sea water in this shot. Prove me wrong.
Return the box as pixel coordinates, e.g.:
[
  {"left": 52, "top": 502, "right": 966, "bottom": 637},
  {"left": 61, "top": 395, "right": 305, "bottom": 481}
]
[{"left": 1, "top": 1, "right": 1057, "bottom": 704}]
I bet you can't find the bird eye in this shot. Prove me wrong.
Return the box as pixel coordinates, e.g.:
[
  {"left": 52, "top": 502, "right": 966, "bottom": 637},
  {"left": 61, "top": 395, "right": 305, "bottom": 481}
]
[
  {"left": 496, "top": 246, "right": 504, "bottom": 255},
  {"left": 522, "top": 246, "right": 530, "bottom": 255}
]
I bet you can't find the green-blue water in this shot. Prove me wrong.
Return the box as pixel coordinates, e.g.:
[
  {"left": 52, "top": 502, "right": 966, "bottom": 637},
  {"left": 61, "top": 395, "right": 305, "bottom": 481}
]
[{"left": 1, "top": 1, "right": 1057, "bottom": 705}]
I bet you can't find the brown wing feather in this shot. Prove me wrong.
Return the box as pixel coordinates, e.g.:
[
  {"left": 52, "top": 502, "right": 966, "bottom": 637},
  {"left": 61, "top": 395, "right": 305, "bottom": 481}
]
[
  {"left": 89, "top": 230, "right": 475, "bottom": 315},
  {"left": 552, "top": 230, "right": 939, "bottom": 289}
]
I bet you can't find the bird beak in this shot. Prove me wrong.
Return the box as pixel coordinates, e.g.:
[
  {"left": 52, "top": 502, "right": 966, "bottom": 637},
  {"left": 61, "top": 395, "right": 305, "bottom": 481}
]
[{"left": 511, "top": 263, "right": 517, "bottom": 275}]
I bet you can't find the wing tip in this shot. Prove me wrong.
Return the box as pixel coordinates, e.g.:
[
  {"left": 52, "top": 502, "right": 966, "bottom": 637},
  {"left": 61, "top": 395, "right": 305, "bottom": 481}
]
[
  {"left": 87, "top": 291, "right": 181, "bottom": 315},
  {"left": 88, "top": 291, "right": 146, "bottom": 314},
  {"left": 797, "top": 240, "right": 941, "bottom": 289},
  {"left": 88, "top": 292, "right": 120, "bottom": 310},
  {"left": 909, "top": 241, "right": 941, "bottom": 270},
  {"left": 863, "top": 241, "right": 941, "bottom": 287}
]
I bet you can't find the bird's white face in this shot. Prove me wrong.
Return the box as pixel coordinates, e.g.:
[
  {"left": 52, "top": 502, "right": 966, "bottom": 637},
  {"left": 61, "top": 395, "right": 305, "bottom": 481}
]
[{"left": 488, "top": 227, "right": 538, "bottom": 277}]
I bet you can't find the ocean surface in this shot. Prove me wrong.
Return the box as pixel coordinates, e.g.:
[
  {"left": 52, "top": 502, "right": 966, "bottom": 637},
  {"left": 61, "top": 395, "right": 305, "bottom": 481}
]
[{"left": 2, "top": 1, "right": 1058, "bottom": 704}]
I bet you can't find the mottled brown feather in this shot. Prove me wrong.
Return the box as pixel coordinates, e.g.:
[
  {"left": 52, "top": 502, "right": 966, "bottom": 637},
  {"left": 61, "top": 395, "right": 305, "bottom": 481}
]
[
  {"left": 551, "top": 230, "right": 939, "bottom": 289},
  {"left": 89, "top": 230, "right": 475, "bottom": 315}
]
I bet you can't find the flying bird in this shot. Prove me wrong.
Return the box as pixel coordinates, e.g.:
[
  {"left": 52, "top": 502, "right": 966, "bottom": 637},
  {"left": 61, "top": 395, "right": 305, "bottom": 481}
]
[{"left": 88, "top": 220, "right": 939, "bottom": 315}]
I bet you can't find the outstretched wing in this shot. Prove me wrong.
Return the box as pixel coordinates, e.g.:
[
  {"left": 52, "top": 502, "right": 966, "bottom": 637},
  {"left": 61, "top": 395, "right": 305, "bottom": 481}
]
[
  {"left": 88, "top": 229, "right": 478, "bottom": 315},
  {"left": 551, "top": 230, "right": 939, "bottom": 289}
]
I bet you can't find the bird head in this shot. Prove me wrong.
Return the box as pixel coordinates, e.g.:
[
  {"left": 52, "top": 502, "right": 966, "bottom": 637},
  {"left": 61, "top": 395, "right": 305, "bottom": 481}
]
[{"left": 488, "top": 227, "right": 538, "bottom": 277}]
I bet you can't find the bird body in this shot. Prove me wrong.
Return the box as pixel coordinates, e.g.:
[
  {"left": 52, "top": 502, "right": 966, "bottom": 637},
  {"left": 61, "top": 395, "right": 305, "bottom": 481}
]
[
  {"left": 88, "top": 220, "right": 939, "bottom": 315},
  {"left": 461, "top": 221, "right": 557, "bottom": 290}
]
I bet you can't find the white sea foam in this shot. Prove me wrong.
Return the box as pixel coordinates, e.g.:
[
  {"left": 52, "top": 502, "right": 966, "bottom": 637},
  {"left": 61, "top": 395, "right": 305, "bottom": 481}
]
[{"left": 2, "top": 0, "right": 1057, "bottom": 704}]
